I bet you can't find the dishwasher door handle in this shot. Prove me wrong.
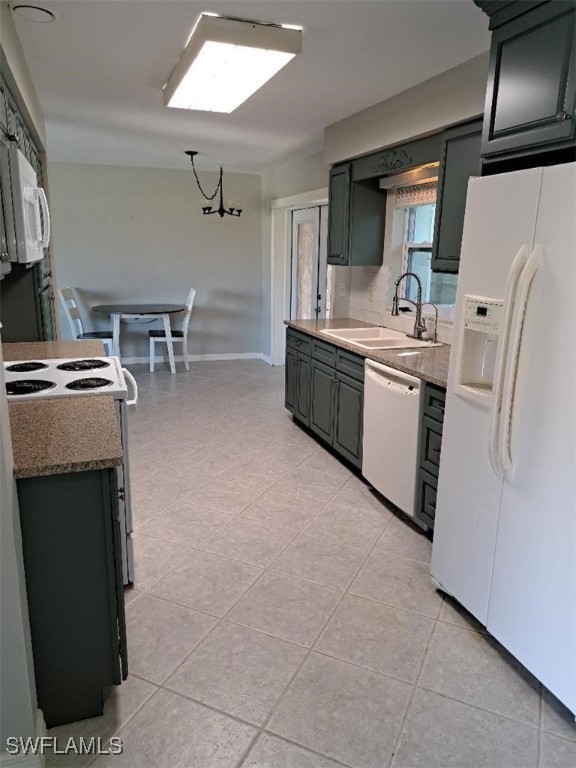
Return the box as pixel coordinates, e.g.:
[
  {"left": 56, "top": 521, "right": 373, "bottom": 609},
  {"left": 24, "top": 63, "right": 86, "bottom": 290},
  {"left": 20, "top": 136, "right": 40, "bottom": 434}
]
[{"left": 365, "top": 366, "right": 421, "bottom": 395}]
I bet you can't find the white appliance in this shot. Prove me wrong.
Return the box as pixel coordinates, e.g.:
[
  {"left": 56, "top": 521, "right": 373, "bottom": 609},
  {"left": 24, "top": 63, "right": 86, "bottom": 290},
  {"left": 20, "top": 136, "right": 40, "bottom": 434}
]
[
  {"left": 431, "top": 162, "right": 576, "bottom": 715},
  {"left": 4, "top": 356, "right": 138, "bottom": 586},
  {"left": 362, "top": 359, "right": 423, "bottom": 520},
  {"left": 1, "top": 146, "right": 50, "bottom": 265}
]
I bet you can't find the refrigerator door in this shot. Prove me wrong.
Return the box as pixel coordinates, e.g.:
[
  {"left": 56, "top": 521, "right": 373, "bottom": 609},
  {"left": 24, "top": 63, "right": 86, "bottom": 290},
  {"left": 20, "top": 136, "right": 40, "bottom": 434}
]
[
  {"left": 431, "top": 167, "right": 543, "bottom": 624},
  {"left": 486, "top": 163, "right": 576, "bottom": 714}
]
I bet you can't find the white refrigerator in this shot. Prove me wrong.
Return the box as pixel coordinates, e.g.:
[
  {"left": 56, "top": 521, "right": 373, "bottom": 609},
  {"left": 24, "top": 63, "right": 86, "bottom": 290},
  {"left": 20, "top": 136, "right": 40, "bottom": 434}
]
[{"left": 431, "top": 162, "right": 576, "bottom": 715}]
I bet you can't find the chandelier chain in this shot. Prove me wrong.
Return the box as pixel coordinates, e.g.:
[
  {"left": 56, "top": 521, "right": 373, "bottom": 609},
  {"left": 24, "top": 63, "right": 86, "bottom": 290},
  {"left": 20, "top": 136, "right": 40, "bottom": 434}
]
[{"left": 190, "top": 160, "right": 222, "bottom": 201}]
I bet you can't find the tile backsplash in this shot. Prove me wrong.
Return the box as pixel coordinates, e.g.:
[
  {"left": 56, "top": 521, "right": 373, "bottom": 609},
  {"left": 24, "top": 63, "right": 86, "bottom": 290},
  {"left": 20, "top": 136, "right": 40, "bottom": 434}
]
[{"left": 336, "top": 265, "right": 454, "bottom": 345}]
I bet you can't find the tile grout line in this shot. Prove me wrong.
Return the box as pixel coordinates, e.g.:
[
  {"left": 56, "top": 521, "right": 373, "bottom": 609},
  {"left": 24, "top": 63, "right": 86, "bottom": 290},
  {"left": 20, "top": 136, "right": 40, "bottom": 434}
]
[
  {"left": 387, "top": 616, "right": 442, "bottom": 768},
  {"left": 233, "top": 500, "right": 399, "bottom": 768}
]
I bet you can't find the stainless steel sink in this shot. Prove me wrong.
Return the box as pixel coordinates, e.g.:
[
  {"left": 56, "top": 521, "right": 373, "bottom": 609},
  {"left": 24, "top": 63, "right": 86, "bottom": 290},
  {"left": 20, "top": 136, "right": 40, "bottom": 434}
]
[{"left": 319, "top": 327, "right": 441, "bottom": 350}]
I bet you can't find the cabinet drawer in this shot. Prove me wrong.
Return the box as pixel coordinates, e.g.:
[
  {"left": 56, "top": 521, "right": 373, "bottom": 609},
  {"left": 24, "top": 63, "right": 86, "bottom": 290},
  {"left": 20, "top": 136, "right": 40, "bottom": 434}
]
[
  {"left": 420, "top": 416, "right": 443, "bottom": 478},
  {"left": 336, "top": 348, "right": 365, "bottom": 382},
  {"left": 312, "top": 338, "right": 337, "bottom": 367},
  {"left": 423, "top": 383, "right": 446, "bottom": 424},
  {"left": 286, "top": 328, "right": 312, "bottom": 355}
]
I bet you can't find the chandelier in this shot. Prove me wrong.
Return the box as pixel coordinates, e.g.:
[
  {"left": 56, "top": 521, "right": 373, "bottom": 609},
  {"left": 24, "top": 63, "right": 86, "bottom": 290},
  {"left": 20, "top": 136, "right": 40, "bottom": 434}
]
[{"left": 185, "top": 151, "right": 242, "bottom": 218}]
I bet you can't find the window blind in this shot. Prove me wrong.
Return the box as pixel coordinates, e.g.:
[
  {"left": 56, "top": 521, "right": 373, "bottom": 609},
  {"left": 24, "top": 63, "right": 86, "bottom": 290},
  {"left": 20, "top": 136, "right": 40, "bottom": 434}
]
[{"left": 395, "top": 182, "right": 437, "bottom": 208}]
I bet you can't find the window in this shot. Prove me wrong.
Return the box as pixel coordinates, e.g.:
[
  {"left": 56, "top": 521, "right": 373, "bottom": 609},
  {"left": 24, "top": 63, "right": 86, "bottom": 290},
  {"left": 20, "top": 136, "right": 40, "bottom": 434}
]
[{"left": 394, "top": 187, "right": 457, "bottom": 308}]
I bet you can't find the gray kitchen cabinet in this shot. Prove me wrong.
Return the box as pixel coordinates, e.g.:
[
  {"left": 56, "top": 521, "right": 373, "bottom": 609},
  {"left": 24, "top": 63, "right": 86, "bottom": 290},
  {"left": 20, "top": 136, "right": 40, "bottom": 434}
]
[
  {"left": 17, "top": 468, "right": 127, "bottom": 727},
  {"left": 328, "top": 163, "right": 386, "bottom": 267},
  {"left": 0, "top": 74, "right": 56, "bottom": 340},
  {"left": 327, "top": 164, "right": 350, "bottom": 265},
  {"left": 310, "top": 358, "right": 336, "bottom": 442},
  {"left": 285, "top": 347, "right": 298, "bottom": 414},
  {"left": 286, "top": 328, "right": 364, "bottom": 470},
  {"left": 296, "top": 352, "right": 312, "bottom": 426},
  {"left": 475, "top": 0, "right": 576, "bottom": 164},
  {"left": 285, "top": 329, "right": 312, "bottom": 425},
  {"left": 415, "top": 382, "right": 446, "bottom": 530},
  {"left": 333, "top": 372, "right": 363, "bottom": 466},
  {"left": 431, "top": 120, "right": 483, "bottom": 273}
]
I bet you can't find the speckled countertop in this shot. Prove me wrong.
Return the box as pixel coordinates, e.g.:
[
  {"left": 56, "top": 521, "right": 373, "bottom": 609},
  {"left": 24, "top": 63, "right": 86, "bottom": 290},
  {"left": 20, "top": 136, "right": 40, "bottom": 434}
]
[
  {"left": 285, "top": 318, "right": 450, "bottom": 388},
  {"left": 3, "top": 340, "right": 123, "bottom": 479}
]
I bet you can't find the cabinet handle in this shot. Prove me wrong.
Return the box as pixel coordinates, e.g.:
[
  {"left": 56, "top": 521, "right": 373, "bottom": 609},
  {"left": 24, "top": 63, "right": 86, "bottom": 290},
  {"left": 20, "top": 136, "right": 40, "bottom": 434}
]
[
  {"left": 332, "top": 254, "right": 345, "bottom": 262},
  {"left": 430, "top": 502, "right": 436, "bottom": 511},
  {"left": 556, "top": 111, "right": 572, "bottom": 122},
  {"left": 432, "top": 447, "right": 441, "bottom": 455},
  {"left": 295, "top": 340, "right": 302, "bottom": 346},
  {"left": 0, "top": 252, "right": 9, "bottom": 263}
]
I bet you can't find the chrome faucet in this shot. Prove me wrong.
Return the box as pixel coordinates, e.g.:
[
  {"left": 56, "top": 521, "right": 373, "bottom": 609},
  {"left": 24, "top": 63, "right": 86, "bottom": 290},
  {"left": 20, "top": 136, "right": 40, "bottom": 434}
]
[
  {"left": 421, "top": 302, "right": 439, "bottom": 343},
  {"left": 391, "top": 272, "right": 428, "bottom": 340}
]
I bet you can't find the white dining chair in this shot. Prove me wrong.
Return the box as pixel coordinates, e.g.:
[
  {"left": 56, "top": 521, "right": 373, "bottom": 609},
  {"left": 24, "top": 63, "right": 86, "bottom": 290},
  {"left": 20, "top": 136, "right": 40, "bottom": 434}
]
[
  {"left": 148, "top": 288, "right": 197, "bottom": 372},
  {"left": 59, "top": 287, "right": 113, "bottom": 355}
]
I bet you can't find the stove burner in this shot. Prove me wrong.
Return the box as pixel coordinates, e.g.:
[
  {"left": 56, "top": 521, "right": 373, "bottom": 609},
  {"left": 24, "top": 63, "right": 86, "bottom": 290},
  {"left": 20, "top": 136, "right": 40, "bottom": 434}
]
[
  {"left": 6, "top": 361, "right": 49, "bottom": 373},
  {"left": 65, "top": 377, "right": 113, "bottom": 391},
  {"left": 57, "top": 359, "right": 110, "bottom": 372},
  {"left": 6, "top": 379, "right": 57, "bottom": 396}
]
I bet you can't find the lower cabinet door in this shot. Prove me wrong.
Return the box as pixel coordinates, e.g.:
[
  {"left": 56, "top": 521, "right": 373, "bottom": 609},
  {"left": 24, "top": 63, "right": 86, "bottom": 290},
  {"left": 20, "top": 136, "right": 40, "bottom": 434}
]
[
  {"left": 295, "top": 353, "right": 311, "bottom": 426},
  {"left": 285, "top": 347, "right": 298, "bottom": 414},
  {"left": 416, "top": 467, "right": 438, "bottom": 530},
  {"left": 333, "top": 372, "right": 363, "bottom": 469},
  {"left": 310, "top": 359, "right": 335, "bottom": 442}
]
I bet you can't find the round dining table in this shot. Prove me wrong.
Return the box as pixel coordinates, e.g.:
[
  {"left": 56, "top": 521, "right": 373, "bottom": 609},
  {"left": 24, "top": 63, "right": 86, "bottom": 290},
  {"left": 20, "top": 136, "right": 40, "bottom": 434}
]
[{"left": 93, "top": 303, "right": 185, "bottom": 374}]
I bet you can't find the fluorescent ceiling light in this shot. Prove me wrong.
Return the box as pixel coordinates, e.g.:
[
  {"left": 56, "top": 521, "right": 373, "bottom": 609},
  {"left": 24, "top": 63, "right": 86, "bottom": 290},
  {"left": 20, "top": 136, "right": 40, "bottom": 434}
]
[{"left": 164, "top": 15, "right": 302, "bottom": 113}]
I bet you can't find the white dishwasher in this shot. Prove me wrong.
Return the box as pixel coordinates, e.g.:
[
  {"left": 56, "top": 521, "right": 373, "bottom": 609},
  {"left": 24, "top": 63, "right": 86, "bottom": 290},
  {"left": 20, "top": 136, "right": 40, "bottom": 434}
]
[{"left": 362, "top": 359, "right": 423, "bottom": 519}]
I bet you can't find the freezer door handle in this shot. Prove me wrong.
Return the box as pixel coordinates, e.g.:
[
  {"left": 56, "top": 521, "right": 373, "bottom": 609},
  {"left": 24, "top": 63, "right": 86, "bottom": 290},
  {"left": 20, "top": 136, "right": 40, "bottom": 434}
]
[
  {"left": 488, "top": 243, "right": 530, "bottom": 476},
  {"left": 498, "top": 245, "right": 541, "bottom": 477}
]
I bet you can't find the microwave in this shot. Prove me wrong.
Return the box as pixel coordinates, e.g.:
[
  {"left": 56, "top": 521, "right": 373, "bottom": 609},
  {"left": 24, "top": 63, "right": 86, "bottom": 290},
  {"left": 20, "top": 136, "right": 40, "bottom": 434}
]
[{"left": 1, "top": 146, "right": 50, "bottom": 266}]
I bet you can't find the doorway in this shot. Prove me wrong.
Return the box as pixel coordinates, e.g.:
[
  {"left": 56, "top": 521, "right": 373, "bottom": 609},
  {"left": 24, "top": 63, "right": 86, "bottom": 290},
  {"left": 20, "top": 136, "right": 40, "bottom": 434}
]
[{"left": 290, "top": 206, "right": 332, "bottom": 320}]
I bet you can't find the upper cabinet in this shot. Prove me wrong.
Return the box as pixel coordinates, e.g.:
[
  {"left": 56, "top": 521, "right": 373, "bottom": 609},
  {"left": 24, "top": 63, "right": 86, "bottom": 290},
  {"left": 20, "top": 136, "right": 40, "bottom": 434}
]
[
  {"left": 327, "top": 135, "right": 443, "bottom": 268},
  {"left": 328, "top": 163, "right": 386, "bottom": 267},
  {"left": 476, "top": 0, "right": 576, "bottom": 165},
  {"left": 431, "top": 120, "right": 483, "bottom": 273},
  {"left": 327, "top": 163, "right": 351, "bottom": 265}
]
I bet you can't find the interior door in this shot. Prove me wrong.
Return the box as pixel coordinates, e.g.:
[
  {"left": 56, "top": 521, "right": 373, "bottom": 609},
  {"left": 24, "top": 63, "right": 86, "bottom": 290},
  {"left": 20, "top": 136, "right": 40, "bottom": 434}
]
[{"left": 290, "top": 206, "right": 329, "bottom": 320}]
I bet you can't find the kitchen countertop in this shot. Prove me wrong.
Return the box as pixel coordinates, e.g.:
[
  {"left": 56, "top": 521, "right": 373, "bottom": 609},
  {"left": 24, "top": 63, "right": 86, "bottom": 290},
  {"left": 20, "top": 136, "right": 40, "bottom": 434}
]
[
  {"left": 285, "top": 318, "right": 450, "bottom": 388},
  {"left": 3, "top": 340, "right": 123, "bottom": 479}
]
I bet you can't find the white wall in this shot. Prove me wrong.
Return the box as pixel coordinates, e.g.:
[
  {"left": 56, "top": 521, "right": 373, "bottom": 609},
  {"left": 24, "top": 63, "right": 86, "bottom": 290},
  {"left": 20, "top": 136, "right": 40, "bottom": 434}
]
[
  {"left": 49, "top": 163, "right": 264, "bottom": 362},
  {"left": 261, "top": 151, "right": 329, "bottom": 359},
  {"left": 0, "top": 2, "right": 46, "bottom": 150},
  {"left": 324, "top": 53, "right": 489, "bottom": 165}
]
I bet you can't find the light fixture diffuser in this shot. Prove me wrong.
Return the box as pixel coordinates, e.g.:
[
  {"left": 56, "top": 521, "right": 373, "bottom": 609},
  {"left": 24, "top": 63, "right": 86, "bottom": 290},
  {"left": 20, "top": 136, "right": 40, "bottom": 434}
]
[{"left": 164, "top": 15, "right": 302, "bottom": 113}]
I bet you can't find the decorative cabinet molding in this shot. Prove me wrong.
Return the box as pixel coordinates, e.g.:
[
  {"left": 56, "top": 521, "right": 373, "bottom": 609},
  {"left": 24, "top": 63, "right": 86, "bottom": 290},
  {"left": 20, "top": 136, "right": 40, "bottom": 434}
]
[{"left": 370, "top": 148, "right": 413, "bottom": 174}]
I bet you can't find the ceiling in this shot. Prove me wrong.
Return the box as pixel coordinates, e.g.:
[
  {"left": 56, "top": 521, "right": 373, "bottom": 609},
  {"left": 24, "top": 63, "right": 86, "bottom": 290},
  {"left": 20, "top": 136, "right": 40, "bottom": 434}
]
[{"left": 10, "top": 0, "right": 490, "bottom": 173}]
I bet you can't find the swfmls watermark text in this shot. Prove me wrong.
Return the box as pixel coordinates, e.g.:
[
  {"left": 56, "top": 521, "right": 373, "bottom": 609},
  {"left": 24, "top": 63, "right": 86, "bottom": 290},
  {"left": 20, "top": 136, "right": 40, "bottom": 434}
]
[{"left": 6, "top": 736, "right": 123, "bottom": 756}]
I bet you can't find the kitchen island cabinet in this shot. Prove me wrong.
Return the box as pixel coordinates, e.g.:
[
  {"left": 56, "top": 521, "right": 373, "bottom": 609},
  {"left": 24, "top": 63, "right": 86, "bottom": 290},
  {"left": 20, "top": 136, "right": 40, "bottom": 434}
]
[
  {"left": 4, "top": 340, "right": 127, "bottom": 727},
  {"left": 17, "top": 468, "right": 128, "bottom": 727}
]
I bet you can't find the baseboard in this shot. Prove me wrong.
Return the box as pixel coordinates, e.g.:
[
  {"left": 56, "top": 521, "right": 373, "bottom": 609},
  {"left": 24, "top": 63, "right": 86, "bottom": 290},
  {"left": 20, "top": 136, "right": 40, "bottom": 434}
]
[{"left": 122, "top": 352, "right": 267, "bottom": 365}]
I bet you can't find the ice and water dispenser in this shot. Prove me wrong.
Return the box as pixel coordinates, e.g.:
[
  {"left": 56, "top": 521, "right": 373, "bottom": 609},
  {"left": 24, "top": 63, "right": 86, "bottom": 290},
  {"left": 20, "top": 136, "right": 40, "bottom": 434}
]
[{"left": 454, "top": 295, "right": 503, "bottom": 403}]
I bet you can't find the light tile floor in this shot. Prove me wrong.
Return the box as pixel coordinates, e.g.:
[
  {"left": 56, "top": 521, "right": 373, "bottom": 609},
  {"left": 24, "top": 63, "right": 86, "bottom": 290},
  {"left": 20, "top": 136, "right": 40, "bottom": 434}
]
[{"left": 47, "top": 361, "right": 576, "bottom": 768}]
